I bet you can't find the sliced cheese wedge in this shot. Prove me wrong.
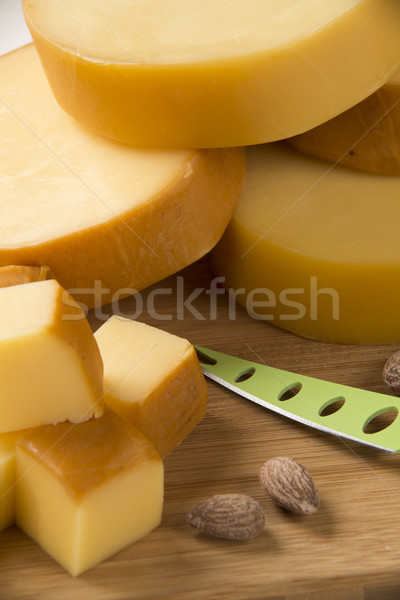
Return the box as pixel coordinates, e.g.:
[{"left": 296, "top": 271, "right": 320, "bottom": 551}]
[
  {"left": 0, "top": 279, "right": 103, "bottom": 432},
  {"left": 94, "top": 316, "right": 207, "bottom": 457},
  {"left": 0, "top": 265, "right": 48, "bottom": 288},
  {"left": 287, "top": 66, "right": 400, "bottom": 175},
  {"left": 0, "top": 44, "right": 245, "bottom": 309},
  {"left": 23, "top": 0, "right": 400, "bottom": 148},
  {"left": 211, "top": 143, "right": 400, "bottom": 344},
  {"left": 16, "top": 408, "right": 163, "bottom": 576}
]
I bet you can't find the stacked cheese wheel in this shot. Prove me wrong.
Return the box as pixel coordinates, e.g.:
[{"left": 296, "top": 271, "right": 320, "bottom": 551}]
[
  {"left": 0, "top": 44, "right": 245, "bottom": 310},
  {"left": 22, "top": 0, "right": 400, "bottom": 149},
  {"left": 17, "top": 0, "right": 400, "bottom": 344}
]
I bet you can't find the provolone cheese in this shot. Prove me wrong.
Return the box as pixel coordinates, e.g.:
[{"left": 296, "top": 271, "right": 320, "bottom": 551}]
[
  {"left": 94, "top": 316, "right": 207, "bottom": 457},
  {"left": 212, "top": 143, "right": 400, "bottom": 345},
  {"left": 16, "top": 408, "right": 163, "bottom": 576},
  {"left": 287, "top": 65, "right": 400, "bottom": 175},
  {"left": 0, "top": 44, "right": 245, "bottom": 309},
  {"left": 23, "top": 0, "right": 400, "bottom": 148},
  {"left": 0, "top": 279, "right": 103, "bottom": 432}
]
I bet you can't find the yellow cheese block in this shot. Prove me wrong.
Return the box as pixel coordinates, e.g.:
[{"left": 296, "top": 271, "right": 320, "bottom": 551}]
[
  {"left": 0, "top": 430, "right": 28, "bottom": 532},
  {"left": 211, "top": 143, "right": 400, "bottom": 345},
  {"left": 94, "top": 316, "right": 207, "bottom": 457},
  {"left": 0, "top": 279, "right": 103, "bottom": 432},
  {"left": 287, "top": 66, "right": 400, "bottom": 175},
  {"left": 0, "top": 265, "right": 48, "bottom": 288},
  {"left": 23, "top": 0, "right": 400, "bottom": 148},
  {"left": 0, "top": 44, "right": 245, "bottom": 310},
  {"left": 16, "top": 408, "right": 163, "bottom": 576}
]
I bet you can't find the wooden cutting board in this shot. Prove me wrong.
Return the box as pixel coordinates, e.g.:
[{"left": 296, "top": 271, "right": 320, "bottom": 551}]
[{"left": 1, "top": 256, "right": 400, "bottom": 600}]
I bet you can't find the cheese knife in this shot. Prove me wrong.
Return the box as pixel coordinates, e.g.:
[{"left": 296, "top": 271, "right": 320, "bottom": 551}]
[{"left": 194, "top": 345, "right": 400, "bottom": 453}]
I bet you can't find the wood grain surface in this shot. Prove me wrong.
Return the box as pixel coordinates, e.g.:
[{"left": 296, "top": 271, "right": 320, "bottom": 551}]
[{"left": 1, "top": 256, "right": 400, "bottom": 599}]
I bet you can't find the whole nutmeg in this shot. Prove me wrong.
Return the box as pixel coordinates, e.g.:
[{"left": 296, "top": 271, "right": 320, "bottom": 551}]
[
  {"left": 383, "top": 351, "right": 400, "bottom": 394},
  {"left": 186, "top": 493, "right": 265, "bottom": 541},
  {"left": 259, "top": 456, "right": 319, "bottom": 515}
]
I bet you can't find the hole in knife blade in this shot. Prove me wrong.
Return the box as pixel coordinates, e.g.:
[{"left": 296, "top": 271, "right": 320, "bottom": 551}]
[
  {"left": 195, "top": 349, "right": 217, "bottom": 366},
  {"left": 319, "top": 396, "right": 346, "bottom": 417},
  {"left": 278, "top": 382, "right": 302, "bottom": 401},
  {"left": 363, "top": 407, "right": 398, "bottom": 435},
  {"left": 234, "top": 367, "right": 255, "bottom": 383}
]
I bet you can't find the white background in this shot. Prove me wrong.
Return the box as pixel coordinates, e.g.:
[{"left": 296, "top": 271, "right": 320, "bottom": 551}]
[{"left": 0, "top": 0, "right": 32, "bottom": 55}]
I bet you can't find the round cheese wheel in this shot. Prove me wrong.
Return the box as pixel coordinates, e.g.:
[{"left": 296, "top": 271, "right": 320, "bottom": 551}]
[
  {"left": 0, "top": 45, "right": 245, "bottom": 309},
  {"left": 287, "top": 66, "right": 400, "bottom": 175},
  {"left": 211, "top": 143, "right": 400, "bottom": 344},
  {"left": 22, "top": 0, "right": 400, "bottom": 148}
]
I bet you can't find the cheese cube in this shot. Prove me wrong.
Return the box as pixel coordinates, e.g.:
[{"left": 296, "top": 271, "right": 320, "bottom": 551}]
[
  {"left": 0, "top": 430, "right": 27, "bottom": 531},
  {"left": 0, "top": 279, "right": 103, "bottom": 432},
  {"left": 95, "top": 317, "right": 207, "bottom": 457},
  {"left": 16, "top": 408, "right": 163, "bottom": 576}
]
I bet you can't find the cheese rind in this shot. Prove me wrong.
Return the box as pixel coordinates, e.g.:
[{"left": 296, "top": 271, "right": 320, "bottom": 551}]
[
  {"left": 211, "top": 143, "right": 400, "bottom": 344},
  {"left": 95, "top": 317, "right": 207, "bottom": 457},
  {"left": 23, "top": 0, "right": 400, "bottom": 148},
  {"left": 287, "top": 66, "right": 400, "bottom": 175},
  {"left": 0, "top": 430, "right": 28, "bottom": 531},
  {"left": 0, "top": 265, "right": 48, "bottom": 288},
  {"left": 0, "top": 44, "right": 245, "bottom": 309},
  {"left": 0, "top": 279, "right": 103, "bottom": 432},
  {"left": 16, "top": 409, "right": 163, "bottom": 576}
]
